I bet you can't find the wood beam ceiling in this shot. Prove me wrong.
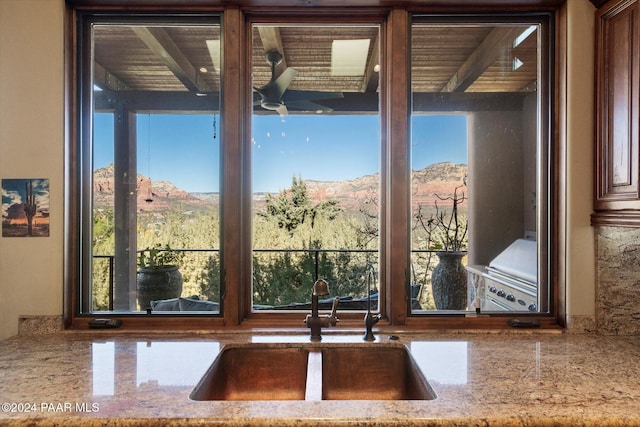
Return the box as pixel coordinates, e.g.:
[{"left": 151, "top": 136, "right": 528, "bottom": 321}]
[
  {"left": 441, "top": 26, "right": 524, "bottom": 93},
  {"left": 131, "top": 26, "right": 211, "bottom": 93},
  {"left": 93, "top": 22, "right": 536, "bottom": 111}
]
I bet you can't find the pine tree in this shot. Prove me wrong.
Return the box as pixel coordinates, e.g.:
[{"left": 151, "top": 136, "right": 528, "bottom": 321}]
[{"left": 259, "top": 175, "right": 342, "bottom": 235}]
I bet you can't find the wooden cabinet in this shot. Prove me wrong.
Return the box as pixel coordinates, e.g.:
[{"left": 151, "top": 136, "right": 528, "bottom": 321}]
[{"left": 593, "top": 0, "right": 640, "bottom": 226}]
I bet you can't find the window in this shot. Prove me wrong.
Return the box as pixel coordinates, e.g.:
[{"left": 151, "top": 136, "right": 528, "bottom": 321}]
[
  {"left": 410, "top": 17, "right": 551, "bottom": 315},
  {"left": 250, "top": 24, "right": 381, "bottom": 312},
  {"left": 68, "top": 5, "right": 557, "bottom": 327},
  {"left": 76, "top": 15, "right": 222, "bottom": 314}
]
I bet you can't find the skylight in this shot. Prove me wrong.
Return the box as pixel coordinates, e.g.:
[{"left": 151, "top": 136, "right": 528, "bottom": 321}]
[
  {"left": 330, "top": 39, "right": 370, "bottom": 76},
  {"left": 513, "top": 25, "right": 536, "bottom": 48}
]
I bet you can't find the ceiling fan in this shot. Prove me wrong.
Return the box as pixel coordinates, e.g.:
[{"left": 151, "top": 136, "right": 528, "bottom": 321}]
[{"left": 253, "top": 50, "right": 343, "bottom": 116}]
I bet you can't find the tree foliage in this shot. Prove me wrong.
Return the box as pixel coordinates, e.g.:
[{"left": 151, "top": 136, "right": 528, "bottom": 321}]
[
  {"left": 91, "top": 175, "right": 470, "bottom": 311},
  {"left": 252, "top": 177, "right": 373, "bottom": 306},
  {"left": 92, "top": 208, "right": 221, "bottom": 311},
  {"left": 258, "top": 175, "right": 342, "bottom": 235}
]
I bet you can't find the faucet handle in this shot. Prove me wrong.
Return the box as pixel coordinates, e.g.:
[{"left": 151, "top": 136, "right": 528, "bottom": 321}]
[{"left": 328, "top": 296, "right": 340, "bottom": 326}]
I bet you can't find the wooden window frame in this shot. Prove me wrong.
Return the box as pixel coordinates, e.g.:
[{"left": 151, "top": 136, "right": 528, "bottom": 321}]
[{"left": 64, "top": 1, "right": 563, "bottom": 331}]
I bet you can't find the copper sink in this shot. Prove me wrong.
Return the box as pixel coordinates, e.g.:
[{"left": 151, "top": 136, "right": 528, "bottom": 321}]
[
  {"left": 190, "top": 343, "right": 436, "bottom": 401},
  {"left": 320, "top": 346, "right": 435, "bottom": 400},
  {"left": 189, "top": 346, "right": 309, "bottom": 400}
]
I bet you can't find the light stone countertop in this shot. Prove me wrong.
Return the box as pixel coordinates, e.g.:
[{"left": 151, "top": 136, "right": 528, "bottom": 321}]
[{"left": 0, "top": 330, "right": 639, "bottom": 426}]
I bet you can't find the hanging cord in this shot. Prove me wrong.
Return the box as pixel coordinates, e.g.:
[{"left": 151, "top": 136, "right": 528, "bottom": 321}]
[
  {"left": 147, "top": 114, "right": 151, "bottom": 176},
  {"left": 145, "top": 114, "right": 153, "bottom": 203},
  {"left": 212, "top": 114, "right": 217, "bottom": 140}
]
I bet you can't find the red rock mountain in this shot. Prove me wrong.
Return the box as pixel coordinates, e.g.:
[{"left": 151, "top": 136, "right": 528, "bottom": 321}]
[
  {"left": 93, "top": 164, "right": 207, "bottom": 210},
  {"left": 305, "top": 161, "right": 467, "bottom": 210},
  {"left": 92, "top": 162, "right": 467, "bottom": 212}
]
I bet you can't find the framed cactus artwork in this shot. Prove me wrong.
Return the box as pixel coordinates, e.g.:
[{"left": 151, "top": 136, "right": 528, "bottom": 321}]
[{"left": 2, "top": 178, "right": 50, "bottom": 237}]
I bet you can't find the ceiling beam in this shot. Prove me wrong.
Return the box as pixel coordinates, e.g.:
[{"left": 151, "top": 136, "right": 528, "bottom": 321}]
[
  {"left": 95, "top": 90, "right": 525, "bottom": 113},
  {"left": 441, "top": 27, "right": 524, "bottom": 93},
  {"left": 132, "top": 26, "right": 211, "bottom": 93},
  {"left": 94, "top": 62, "right": 130, "bottom": 91},
  {"left": 410, "top": 91, "right": 525, "bottom": 112},
  {"left": 257, "top": 26, "right": 287, "bottom": 76},
  {"left": 94, "top": 90, "right": 219, "bottom": 113},
  {"left": 361, "top": 34, "right": 380, "bottom": 93}
]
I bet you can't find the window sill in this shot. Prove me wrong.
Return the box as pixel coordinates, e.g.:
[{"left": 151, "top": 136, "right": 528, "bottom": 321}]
[{"left": 66, "top": 313, "right": 563, "bottom": 332}]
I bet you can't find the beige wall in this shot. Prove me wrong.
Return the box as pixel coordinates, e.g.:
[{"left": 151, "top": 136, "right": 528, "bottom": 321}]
[
  {"left": 0, "top": 0, "right": 65, "bottom": 340},
  {"left": 565, "top": 0, "right": 596, "bottom": 325},
  {"left": 0, "top": 0, "right": 596, "bottom": 339}
]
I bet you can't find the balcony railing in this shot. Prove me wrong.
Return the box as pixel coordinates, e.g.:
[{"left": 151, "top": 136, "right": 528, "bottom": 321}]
[{"left": 92, "top": 248, "right": 454, "bottom": 312}]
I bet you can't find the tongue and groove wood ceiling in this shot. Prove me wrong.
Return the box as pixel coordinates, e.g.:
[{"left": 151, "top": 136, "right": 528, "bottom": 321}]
[{"left": 92, "top": 23, "right": 538, "bottom": 113}]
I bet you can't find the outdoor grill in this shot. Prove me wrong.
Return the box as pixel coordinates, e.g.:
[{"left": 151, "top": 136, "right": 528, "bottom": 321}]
[{"left": 481, "top": 238, "right": 538, "bottom": 312}]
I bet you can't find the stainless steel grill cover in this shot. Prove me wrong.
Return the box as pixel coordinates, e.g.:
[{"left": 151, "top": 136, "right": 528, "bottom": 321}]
[{"left": 486, "top": 238, "right": 537, "bottom": 285}]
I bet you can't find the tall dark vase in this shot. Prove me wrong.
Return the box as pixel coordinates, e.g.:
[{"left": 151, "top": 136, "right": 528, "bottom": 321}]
[
  {"left": 136, "top": 265, "right": 183, "bottom": 310},
  {"left": 431, "top": 252, "right": 467, "bottom": 310}
]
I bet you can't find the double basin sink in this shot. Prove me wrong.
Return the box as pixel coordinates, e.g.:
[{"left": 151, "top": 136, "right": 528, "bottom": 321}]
[{"left": 190, "top": 343, "right": 436, "bottom": 401}]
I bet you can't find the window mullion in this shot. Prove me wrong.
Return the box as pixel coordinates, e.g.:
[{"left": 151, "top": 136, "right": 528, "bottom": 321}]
[
  {"left": 221, "top": 8, "right": 247, "bottom": 326},
  {"left": 385, "top": 8, "right": 412, "bottom": 325}
]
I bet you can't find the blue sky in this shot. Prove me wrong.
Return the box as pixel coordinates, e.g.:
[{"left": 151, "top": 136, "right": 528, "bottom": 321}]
[
  {"left": 94, "top": 113, "right": 467, "bottom": 193},
  {"left": 94, "top": 114, "right": 220, "bottom": 193},
  {"left": 252, "top": 114, "right": 380, "bottom": 192}
]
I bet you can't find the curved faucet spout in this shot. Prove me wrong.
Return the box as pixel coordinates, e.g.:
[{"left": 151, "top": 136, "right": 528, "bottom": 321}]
[
  {"left": 363, "top": 264, "right": 380, "bottom": 341},
  {"left": 305, "top": 279, "right": 340, "bottom": 341}
]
